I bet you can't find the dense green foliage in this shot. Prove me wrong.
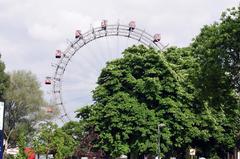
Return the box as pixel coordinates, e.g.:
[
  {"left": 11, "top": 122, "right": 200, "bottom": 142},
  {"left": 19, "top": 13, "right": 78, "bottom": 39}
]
[
  {"left": 164, "top": 45, "right": 240, "bottom": 158},
  {"left": 3, "top": 70, "right": 58, "bottom": 152},
  {"left": 192, "top": 6, "right": 240, "bottom": 93},
  {"left": 15, "top": 128, "right": 28, "bottom": 159},
  {"left": 33, "top": 122, "right": 76, "bottom": 159},
  {"left": 190, "top": 6, "right": 240, "bottom": 158},
  {"left": 61, "top": 121, "right": 85, "bottom": 142},
  {"left": 76, "top": 45, "right": 200, "bottom": 158},
  {"left": 0, "top": 60, "right": 9, "bottom": 100}
]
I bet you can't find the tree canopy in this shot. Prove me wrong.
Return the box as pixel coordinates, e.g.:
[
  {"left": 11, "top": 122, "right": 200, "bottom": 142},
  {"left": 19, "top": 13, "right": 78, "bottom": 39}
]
[
  {"left": 76, "top": 45, "right": 203, "bottom": 158},
  {"left": 3, "top": 70, "right": 58, "bottom": 152},
  {"left": 190, "top": 5, "right": 240, "bottom": 158},
  {"left": 0, "top": 60, "right": 9, "bottom": 100},
  {"left": 33, "top": 122, "right": 76, "bottom": 159},
  {"left": 192, "top": 6, "right": 240, "bottom": 93}
]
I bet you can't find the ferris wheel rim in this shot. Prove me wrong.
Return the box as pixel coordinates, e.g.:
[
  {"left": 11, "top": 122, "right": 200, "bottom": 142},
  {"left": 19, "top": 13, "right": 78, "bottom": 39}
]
[{"left": 50, "top": 22, "right": 168, "bottom": 122}]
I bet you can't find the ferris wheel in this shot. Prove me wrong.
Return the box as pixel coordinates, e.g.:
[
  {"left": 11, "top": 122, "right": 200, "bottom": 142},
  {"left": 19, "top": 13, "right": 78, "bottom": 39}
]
[{"left": 45, "top": 20, "right": 167, "bottom": 123}]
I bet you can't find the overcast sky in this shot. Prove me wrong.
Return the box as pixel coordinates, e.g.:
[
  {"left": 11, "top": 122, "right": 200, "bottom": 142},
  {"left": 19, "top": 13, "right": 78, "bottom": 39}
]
[{"left": 0, "top": 0, "right": 239, "bottom": 120}]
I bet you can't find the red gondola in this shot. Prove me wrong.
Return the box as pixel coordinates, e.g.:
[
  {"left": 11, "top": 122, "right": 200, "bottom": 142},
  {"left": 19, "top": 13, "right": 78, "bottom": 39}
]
[
  {"left": 55, "top": 50, "right": 62, "bottom": 58},
  {"left": 47, "top": 107, "right": 53, "bottom": 113},
  {"left": 101, "top": 20, "right": 107, "bottom": 30},
  {"left": 75, "top": 30, "right": 82, "bottom": 39},
  {"left": 45, "top": 77, "right": 51, "bottom": 85},
  {"left": 153, "top": 34, "right": 161, "bottom": 42},
  {"left": 129, "top": 21, "right": 136, "bottom": 31}
]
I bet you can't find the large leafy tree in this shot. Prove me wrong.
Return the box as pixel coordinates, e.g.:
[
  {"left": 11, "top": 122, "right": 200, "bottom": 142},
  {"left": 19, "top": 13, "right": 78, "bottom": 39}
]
[
  {"left": 190, "top": 5, "right": 240, "bottom": 158},
  {"left": 192, "top": 6, "right": 240, "bottom": 95},
  {"left": 77, "top": 45, "right": 200, "bottom": 158},
  {"left": 3, "top": 70, "right": 58, "bottom": 151}
]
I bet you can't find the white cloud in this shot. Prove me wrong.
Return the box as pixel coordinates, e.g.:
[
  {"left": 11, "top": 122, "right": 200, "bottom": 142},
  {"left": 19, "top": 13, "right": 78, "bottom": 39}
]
[{"left": 28, "top": 23, "right": 61, "bottom": 41}]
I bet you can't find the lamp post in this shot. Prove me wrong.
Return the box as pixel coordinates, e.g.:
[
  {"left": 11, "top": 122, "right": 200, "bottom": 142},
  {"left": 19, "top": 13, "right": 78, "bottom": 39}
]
[
  {"left": 158, "top": 123, "right": 165, "bottom": 159},
  {"left": 0, "top": 101, "right": 5, "bottom": 159}
]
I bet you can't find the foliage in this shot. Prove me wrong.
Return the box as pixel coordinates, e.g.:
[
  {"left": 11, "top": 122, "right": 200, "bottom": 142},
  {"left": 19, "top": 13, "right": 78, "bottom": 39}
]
[
  {"left": 0, "top": 59, "right": 9, "bottom": 100},
  {"left": 33, "top": 122, "right": 76, "bottom": 159},
  {"left": 15, "top": 128, "right": 27, "bottom": 159},
  {"left": 76, "top": 45, "right": 201, "bottom": 158},
  {"left": 62, "top": 117, "right": 105, "bottom": 157},
  {"left": 3, "top": 70, "right": 58, "bottom": 150},
  {"left": 61, "top": 121, "right": 85, "bottom": 143},
  {"left": 189, "top": 5, "right": 240, "bottom": 158},
  {"left": 192, "top": 6, "right": 240, "bottom": 93},
  {"left": 95, "top": 93, "right": 157, "bottom": 157}
]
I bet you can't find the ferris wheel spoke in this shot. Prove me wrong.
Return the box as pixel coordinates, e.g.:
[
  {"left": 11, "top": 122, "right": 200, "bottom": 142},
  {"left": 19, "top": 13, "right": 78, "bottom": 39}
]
[
  {"left": 68, "top": 49, "right": 100, "bottom": 75},
  {"left": 93, "top": 38, "right": 107, "bottom": 65},
  {"left": 63, "top": 75, "right": 97, "bottom": 84},
  {"left": 63, "top": 84, "right": 96, "bottom": 92}
]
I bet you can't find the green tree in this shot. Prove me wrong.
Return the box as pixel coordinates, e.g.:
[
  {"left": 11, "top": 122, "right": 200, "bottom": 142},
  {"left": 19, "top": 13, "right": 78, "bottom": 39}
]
[
  {"left": 3, "top": 70, "right": 58, "bottom": 153},
  {"left": 0, "top": 59, "right": 9, "bottom": 100},
  {"left": 33, "top": 122, "right": 76, "bottom": 159},
  {"left": 15, "top": 128, "right": 27, "bottom": 159},
  {"left": 61, "top": 121, "right": 91, "bottom": 157},
  {"left": 190, "top": 5, "right": 240, "bottom": 158},
  {"left": 192, "top": 6, "right": 240, "bottom": 93},
  {"left": 61, "top": 121, "right": 85, "bottom": 142},
  {"left": 77, "top": 45, "right": 200, "bottom": 158}
]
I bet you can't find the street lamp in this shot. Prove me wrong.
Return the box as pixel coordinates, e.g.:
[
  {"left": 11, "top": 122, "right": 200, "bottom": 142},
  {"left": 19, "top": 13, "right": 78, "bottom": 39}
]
[
  {"left": 0, "top": 101, "right": 5, "bottom": 159},
  {"left": 158, "top": 123, "right": 165, "bottom": 159}
]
